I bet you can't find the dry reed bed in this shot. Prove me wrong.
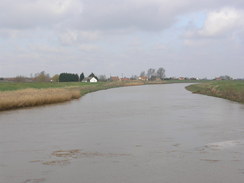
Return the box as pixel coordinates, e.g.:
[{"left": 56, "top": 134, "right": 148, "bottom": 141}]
[
  {"left": 0, "top": 88, "right": 81, "bottom": 111},
  {"left": 0, "top": 82, "right": 140, "bottom": 111},
  {"left": 0, "top": 81, "right": 166, "bottom": 111}
]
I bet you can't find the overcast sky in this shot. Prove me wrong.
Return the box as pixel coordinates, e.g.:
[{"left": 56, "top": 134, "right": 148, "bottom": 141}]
[{"left": 0, "top": 0, "right": 244, "bottom": 78}]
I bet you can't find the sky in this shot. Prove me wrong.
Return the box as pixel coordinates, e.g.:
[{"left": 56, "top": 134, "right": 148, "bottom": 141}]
[{"left": 0, "top": 0, "right": 244, "bottom": 79}]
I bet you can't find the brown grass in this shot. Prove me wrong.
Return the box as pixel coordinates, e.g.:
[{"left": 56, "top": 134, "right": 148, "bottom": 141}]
[
  {"left": 0, "top": 80, "right": 167, "bottom": 111},
  {"left": 0, "top": 88, "right": 81, "bottom": 111}
]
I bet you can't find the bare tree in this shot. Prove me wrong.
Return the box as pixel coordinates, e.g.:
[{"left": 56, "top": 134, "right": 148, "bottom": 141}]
[
  {"left": 130, "top": 75, "right": 138, "bottom": 80},
  {"left": 156, "top": 67, "right": 165, "bottom": 79},
  {"left": 98, "top": 75, "right": 107, "bottom": 81},
  {"left": 147, "top": 68, "right": 156, "bottom": 79},
  {"left": 13, "top": 76, "right": 26, "bottom": 82},
  {"left": 140, "top": 71, "right": 146, "bottom": 77},
  {"left": 51, "top": 74, "right": 59, "bottom": 82},
  {"left": 219, "top": 75, "right": 233, "bottom": 80},
  {"left": 34, "top": 71, "right": 50, "bottom": 82}
]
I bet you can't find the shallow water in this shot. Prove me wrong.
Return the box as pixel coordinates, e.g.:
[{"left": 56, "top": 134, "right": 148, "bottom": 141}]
[{"left": 0, "top": 84, "right": 244, "bottom": 183}]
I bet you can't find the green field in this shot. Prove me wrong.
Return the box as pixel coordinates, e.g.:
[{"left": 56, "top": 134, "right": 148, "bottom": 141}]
[
  {"left": 186, "top": 80, "right": 244, "bottom": 103},
  {"left": 0, "top": 82, "right": 93, "bottom": 91},
  {"left": 0, "top": 79, "right": 203, "bottom": 92}
]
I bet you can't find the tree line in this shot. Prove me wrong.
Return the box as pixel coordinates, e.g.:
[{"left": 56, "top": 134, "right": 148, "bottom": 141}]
[
  {"left": 59, "top": 72, "right": 98, "bottom": 82},
  {"left": 9, "top": 68, "right": 165, "bottom": 82},
  {"left": 11, "top": 71, "right": 99, "bottom": 82},
  {"left": 140, "top": 67, "right": 166, "bottom": 80},
  {"left": 59, "top": 73, "right": 79, "bottom": 82}
]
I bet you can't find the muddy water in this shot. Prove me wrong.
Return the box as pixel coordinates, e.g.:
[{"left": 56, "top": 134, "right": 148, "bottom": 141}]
[{"left": 0, "top": 84, "right": 244, "bottom": 183}]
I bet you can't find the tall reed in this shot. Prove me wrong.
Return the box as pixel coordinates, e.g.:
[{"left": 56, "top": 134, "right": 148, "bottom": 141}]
[{"left": 0, "top": 88, "right": 81, "bottom": 111}]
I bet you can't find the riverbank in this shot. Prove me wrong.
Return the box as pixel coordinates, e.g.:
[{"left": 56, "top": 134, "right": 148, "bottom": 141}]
[
  {"left": 0, "top": 80, "right": 165, "bottom": 111},
  {"left": 186, "top": 80, "right": 244, "bottom": 103}
]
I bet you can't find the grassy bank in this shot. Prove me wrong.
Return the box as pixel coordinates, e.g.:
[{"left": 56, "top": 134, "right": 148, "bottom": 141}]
[
  {"left": 186, "top": 80, "right": 244, "bottom": 103},
  {"left": 0, "top": 81, "right": 156, "bottom": 111},
  {"left": 0, "top": 80, "right": 204, "bottom": 111}
]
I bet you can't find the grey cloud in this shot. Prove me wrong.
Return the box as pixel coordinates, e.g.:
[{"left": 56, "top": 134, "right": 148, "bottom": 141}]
[
  {"left": 0, "top": 0, "right": 82, "bottom": 29},
  {"left": 77, "top": 1, "right": 174, "bottom": 31},
  {"left": 1, "top": 0, "right": 244, "bottom": 78},
  {"left": 73, "top": 0, "right": 244, "bottom": 32},
  {"left": 1, "top": 0, "right": 244, "bottom": 32}
]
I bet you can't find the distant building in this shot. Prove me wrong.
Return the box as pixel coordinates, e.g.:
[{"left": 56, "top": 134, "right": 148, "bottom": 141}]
[
  {"left": 215, "top": 77, "right": 223, "bottom": 81},
  {"left": 110, "top": 76, "right": 120, "bottom": 81},
  {"left": 155, "top": 77, "right": 161, "bottom": 81},
  {"left": 121, "top": 77, "right": 130, "bottom": 81},
  {"left": 178, "top": 77, "right": 185, "bottom": 80},
  {"left": 215, "top": 75, "right": 233, "bottom": 80},
  {"left": 138, "top": 76, "right": 148, "bottom": 81},
  {"left": 82, "top": 77, "right": 98, "bottom": 83}
]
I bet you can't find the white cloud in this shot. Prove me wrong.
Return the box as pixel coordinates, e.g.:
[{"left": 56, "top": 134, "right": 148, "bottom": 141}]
[
  {"left": 185, "top": 7, "right": 244, "bottom": 39},
  {"left": 199, "top": 8, "right": 244, "bottom": 37}
]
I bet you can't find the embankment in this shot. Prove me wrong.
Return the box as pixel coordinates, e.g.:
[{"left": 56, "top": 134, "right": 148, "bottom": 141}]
[
  {"left": 186, "top": 80, "right": 244, "bottom": 103},
  {"left": 0, "top": 81, "right": 163, "bottom": 111}
]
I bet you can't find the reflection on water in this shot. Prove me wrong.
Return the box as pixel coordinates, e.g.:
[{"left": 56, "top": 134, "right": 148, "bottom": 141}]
[{"left": 0, "top": 84, "right": 244, "bottom": 183}]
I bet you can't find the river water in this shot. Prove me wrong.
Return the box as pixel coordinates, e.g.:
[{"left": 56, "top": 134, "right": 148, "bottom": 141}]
[{"left": 0, "top": 84, "right": 244, "bottom": 183}]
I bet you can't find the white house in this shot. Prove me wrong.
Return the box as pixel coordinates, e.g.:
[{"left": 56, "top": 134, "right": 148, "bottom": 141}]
[
  {"left": 89, "top": 77, "right": 98, "bottom": 83},
  {"left": 82, "top": 77, "right": 98, "bottom": 83}
]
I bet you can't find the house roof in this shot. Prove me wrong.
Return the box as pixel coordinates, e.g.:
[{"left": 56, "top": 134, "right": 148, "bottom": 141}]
[
  {"left": 83, "top": 77, "right": 97, "bottom": 81},
  {"left": 139, "top": 76, "right": 148, "bottom": 80},
  {"left": 110, "top": 76, "right": 120, "bottom": 81},
  {"left": 121, "top": 77, "right": 130, "bottom": 81}
]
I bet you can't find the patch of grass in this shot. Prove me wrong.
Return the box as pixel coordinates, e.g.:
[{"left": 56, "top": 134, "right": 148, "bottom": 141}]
[
  {"left": 186, "top": 80, "right": 244, "bottom": 103},
  {"left": 0, "top": 82, "right": 91, "bottom": 91},
  {"left": 0, "top": 79, "right": 206, "bottom": 91}
]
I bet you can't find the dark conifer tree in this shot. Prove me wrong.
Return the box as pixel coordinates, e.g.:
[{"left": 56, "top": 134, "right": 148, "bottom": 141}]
[
  {"left": 59, "top": 73, "right": 79, "bottom": 82},
  {"left": 80, "top": 73, "right": 85, "bottom": 81}
]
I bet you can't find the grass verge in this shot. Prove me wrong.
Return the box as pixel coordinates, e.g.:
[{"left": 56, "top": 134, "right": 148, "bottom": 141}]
[{"left": 186, "top": 80, "right": 244, "bottom": 103}]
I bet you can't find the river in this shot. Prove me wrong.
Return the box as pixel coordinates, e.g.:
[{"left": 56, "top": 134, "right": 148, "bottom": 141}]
[{"left": 0, "top": 83, "right": 244, "bottom": 183}]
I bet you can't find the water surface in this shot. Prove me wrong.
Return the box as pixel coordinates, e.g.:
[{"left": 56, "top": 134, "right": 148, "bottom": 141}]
[{"left": 0, "top": 84, "right": 244, "bottom": 183}]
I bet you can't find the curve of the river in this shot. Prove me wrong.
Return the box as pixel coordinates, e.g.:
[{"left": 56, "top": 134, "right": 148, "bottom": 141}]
[{"left": 0, "top": 83, "right": 244, "bottom": 183}]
